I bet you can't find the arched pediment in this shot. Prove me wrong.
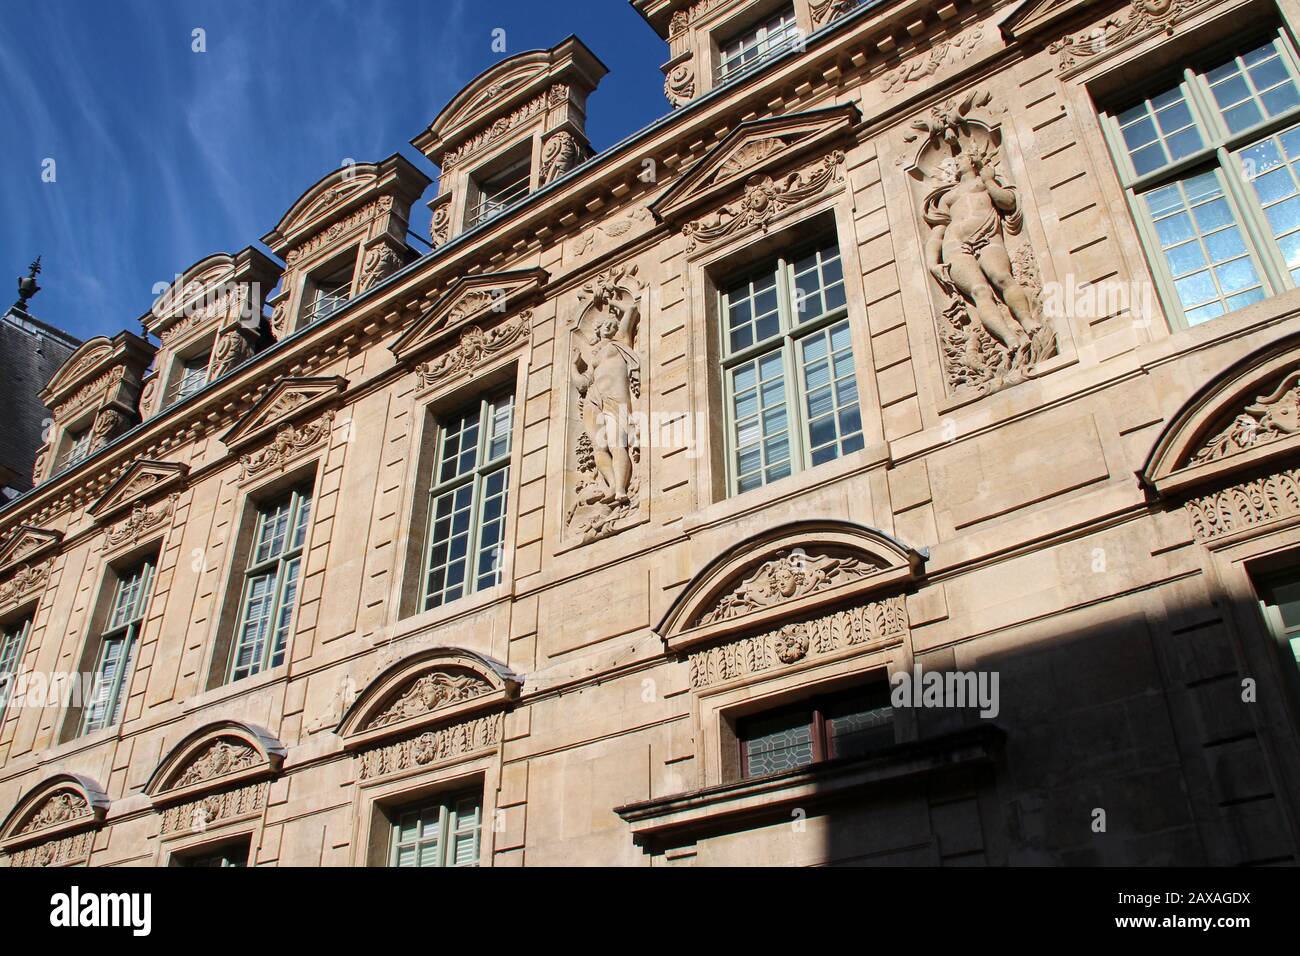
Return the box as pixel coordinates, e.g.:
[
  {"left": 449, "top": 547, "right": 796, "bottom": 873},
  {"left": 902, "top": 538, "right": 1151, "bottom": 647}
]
[
  {"left": 428, "top": 50, "right": 556, "bottom": 145},
  {"left": 149, "top": 252, "right": 237, "bottom": 318},
  {"left": 0, "top": 773, "right": 109, "bottom": 850},
  {"left": 144, "top": 720, "right": 285, "bottom": 805},
  {"left": 1141, "top": 332, "right": 1300, "bottom": 497},
  {"left": 271, "top": 164, "right": 382, "bottom": 242},
  {"left": 337, "top": 647, "right": 521, "bottom": 750},
  {"left": 43, "top": 336, "right": 114, "bottom": 398},
  {"left": 656, "top": 520, "right": 926, "bottom": 653}
]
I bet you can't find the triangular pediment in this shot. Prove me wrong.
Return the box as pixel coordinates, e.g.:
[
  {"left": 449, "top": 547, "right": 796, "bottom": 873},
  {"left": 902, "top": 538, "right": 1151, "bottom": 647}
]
[
  {"left": 1000, "top": 0, "right": 1102, "bottom": 39},
  {"left": 0, "top": 525, "right": 63, "bottom": 575},
  {"left": 390, "top": 268, "right": 548, "bottom": 361},
  {"left": 88, "top": 459, "right": 189, "bottom": 521},
  {"left": 650, "top": 104, "right": 859, "bottom": 223},
  {"left": 221, "top": 376, "right": 348, "bottom": 452}
]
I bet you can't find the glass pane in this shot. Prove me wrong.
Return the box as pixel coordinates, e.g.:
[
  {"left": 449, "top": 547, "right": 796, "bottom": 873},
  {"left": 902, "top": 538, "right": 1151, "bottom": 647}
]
[
  {"left": 825, "top": 686, "right": 896, "bottom": 759},
  {"left": 740, "top": 707, "right": 815, "bottom": 777},
  {"left": 1239, "top": 123, "right": 1300, "bottom": 281},
  {"left": 1205, "top": 39, "right": 1300, "bottom": 134},
  {"left": 798, "top": 319, "right": 863, "bottom": 467},
  {"left": 729, "top": 350, "right": 789, "bottom": 492},
  {"left": 474, "top": 465, "right": 510, "bottom": 592},
  {"left": 1142, "top": 169, "right": 1263, "bottom": 324},
  {"left": 231, "top": 571, "right": 276, "bottom": 681},
  {"left": 1117, "top": 84, "right": 1203, "bottom": 176},
  {"left": 724, "top": 266, "right": 782, "bottom": 355},
  {"left": 790, "top": 239, "right": 847, "bottom": 325}
]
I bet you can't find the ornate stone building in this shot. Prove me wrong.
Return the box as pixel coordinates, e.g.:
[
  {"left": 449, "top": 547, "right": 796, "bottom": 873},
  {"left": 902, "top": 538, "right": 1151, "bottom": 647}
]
[{"left": 2, "top": 0, "right": 1300, "bottom": 866}]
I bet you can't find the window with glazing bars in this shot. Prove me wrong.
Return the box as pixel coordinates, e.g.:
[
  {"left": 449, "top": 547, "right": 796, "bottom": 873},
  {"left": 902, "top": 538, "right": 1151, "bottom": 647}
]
[
  {"left": 737, "top": 683, "right": 895, "bottom": 779},
  {"left": 0, "top": 615, "right": 31, "bottom": 720},
  {"left": 717, "top": 5, "right": 800, "bottom": 80},
  {"left": 720, "top": 237, "right": 863, "bottom": 495},
  {"left": 1256, "top": 566, "right": 1300, "bottom": 678},
  {"left": 422, "top": 392, "right": 513, "bottom": 610},
  {"left": 81, "top": 558, "right": 155, "bottom": 736},
  {"left": 302, "top": 265, "right": 353, "bottom": 326},
  {"left": 228, "top": 486, "right": 311, "bottom": 682},
  {"left": 164, "top": 352, "right": 211, "bottom": 407},
  {"left": 389, "top": 790, "right": 482, "bottom": 867},
  {"left": 1101, "top": 31, "right": 1300, "bottom": 327},
  {"left": 176, "top": 839, "right": 250, "bottom": 867},
  {"left": 466, "top": 158, "right": 532, "bottom": 228}
]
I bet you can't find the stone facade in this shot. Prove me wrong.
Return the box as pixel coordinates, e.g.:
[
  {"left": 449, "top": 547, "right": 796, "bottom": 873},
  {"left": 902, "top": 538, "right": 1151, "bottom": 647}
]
[{"left": 2, "top": 0, "right": 1300, "bottom": 867}]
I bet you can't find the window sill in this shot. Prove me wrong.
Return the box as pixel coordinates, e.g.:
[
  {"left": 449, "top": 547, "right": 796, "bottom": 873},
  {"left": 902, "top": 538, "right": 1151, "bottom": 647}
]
[{"left": 613, "top": 725, "right": 1002, "bottom": 849}]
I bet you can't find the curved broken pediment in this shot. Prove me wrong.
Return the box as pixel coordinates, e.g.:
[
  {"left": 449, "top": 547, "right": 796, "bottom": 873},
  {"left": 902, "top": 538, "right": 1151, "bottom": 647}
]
[
  {"left": 337, "top": 647, "right": 521, "bottom": 750},
  {"left": 656, "top": 520, "right": 927, "bottom": 653},
  {"left": 0, "top": 773, "right": 109, "bottom": 852},
  {"left": 144, "top": 720, "right": 285, "bottom": 806},
  {"left": 1141, "top": 332, "right": 1300, "bottom": 497}
]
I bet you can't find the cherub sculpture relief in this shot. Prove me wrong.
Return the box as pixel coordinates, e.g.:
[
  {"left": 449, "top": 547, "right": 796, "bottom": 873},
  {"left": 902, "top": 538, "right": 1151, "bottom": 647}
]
[{"left": 567, "top": 264, "right": 643, "bottom": 542}]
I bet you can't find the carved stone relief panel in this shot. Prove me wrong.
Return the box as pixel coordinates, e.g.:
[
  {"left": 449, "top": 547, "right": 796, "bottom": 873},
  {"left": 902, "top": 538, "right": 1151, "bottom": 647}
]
[
  {"left": 905, "top": 89, "right": 1058, "bottom": 399},
  {"left": 565, "top": 264, "right": 646, "bottom": 544},
  {"left": 357, "top": 712, "right": 502, "bottom": 781}
]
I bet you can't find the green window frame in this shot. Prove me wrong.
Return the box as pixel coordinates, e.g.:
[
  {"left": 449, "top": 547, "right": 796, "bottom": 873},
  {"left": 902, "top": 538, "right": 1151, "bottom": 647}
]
[
  {"left": 717, "top": 4, "right": 800, "bottom": 81},
  {"left": 1256, "top": 566, "right": 1300, "bottom": 679},
  {"left": 0, "top": 614, "right": 32, "bottom": 720},
  {"left": 719, "top": 235, "right": 864, "bottom": 496},
  {"left": 81, "top": 558, "right": 155, "bottom": 736},
  {"left": 1100, "top": 28, "right": 1300, "bottom": 328},
  {"left": 389, "top": 789, "right": 482, "bottom": 867},
  {"left": 228, "top": 485, "right": 312, "bottom": 683},
  {"left": 422, "top": 391, "right": 513, "bottom": 611}
]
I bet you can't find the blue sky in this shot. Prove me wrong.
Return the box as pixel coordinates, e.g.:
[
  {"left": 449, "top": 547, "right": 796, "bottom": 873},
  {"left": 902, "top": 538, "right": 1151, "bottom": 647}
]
[{"left": 0, "top": 0, "right": 668, "bottom": 342}]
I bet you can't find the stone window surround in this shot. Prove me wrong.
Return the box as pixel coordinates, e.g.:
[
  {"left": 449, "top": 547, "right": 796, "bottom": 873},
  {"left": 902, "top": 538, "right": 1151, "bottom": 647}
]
[
  {"left": 358, "top": 762, "right": 497, "bottom": 867},
  {"left": 201, "top": 459, "right": 323, "bottom": 693},
  {"left": 160, "top": 329, "right": 218, "bottom": 410},
  {"left": 685, "top": 201, "right": 875, "bottom": 509},
  {"left": 394, "top": 359, "right": 527, "bottom": 625},
  {"left": 56, "top": 539, "right": 162, "bottom": 745}
]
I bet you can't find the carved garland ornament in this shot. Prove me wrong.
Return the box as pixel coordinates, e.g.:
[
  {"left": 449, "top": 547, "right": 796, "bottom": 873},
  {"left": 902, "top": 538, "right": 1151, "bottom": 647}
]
[
  {"left": 1049, "top": 0, "right": 1190, "bottom": 71},
  {"left": 415, "top": 313, "right": 531, "bottom": 392},
  {"left": 1189, "top": 370, "right": 1300, "bottom": 465},
  {"left": 0, "top": 560, "right": 53, "bottom": 607},
  {"left": 368, "top": 671, "right": 494, "bottom": 730},
  {"left": 566, "top": 265, "right": 644, "bottom": 543},
  {"left": 880, "top": 26, "right": 985, "bottom": 94},
  {"left": 682, "top": 151, "right": 846, "bottom": 252},
  {"left": 689, "top": 595, "right": 909, "bottom": 688},
  {"left": 238, "top": 411, "right": 334, "bottom": 480},
  {"left": 174, "top": 738, "right": 261, "bottom": 789},
  {"left": 104, "top": 493, "right": 178, "bottom": 549},
  {"left": 17, "top": 791, "right": 91, "bottom": 836},
  {"left": 697, "top": 548, "right": 880, "bottom": 626},
  {"left": 907, "top": 90, "right": 1057, "bottom": 397}
]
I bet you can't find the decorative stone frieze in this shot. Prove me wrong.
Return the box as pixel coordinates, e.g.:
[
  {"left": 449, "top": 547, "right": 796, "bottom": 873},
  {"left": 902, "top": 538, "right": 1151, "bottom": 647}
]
[
  {"left": 159, "top": 781, "right": 268, "bottom": 836},
  {"left": 688, "top": 594, "right": 909, "bottom": 688},
  {"left": 238, "top": 411, "right": 334, "bottom": 480},
  {"left": 1050, "top": 0, "right": 1193, "bottom": 72},
  {"left": 879, "top": 25, "right": 985, "bottom": 93},
  {"left": 1184, "top": 468, "right": 1300, "bottom": 543},
  {"left": 357, "top": 712, "right": 502, "bottom": 780},
  {"left": 103, "top": 493, "right": 178, "bottom": 550},
  {"left": 0, "top": 525, "right": 62, "bottom": 576},
  {"left": 0, "top": 775, "right": 110, "bottom": 864},
  {"left": 9, "top": 830, "right": 94, "bottom": 868},
  {"left": 0, "top": 559, "right": 52, "bottom": 608},
  {"left": 369, "top": 671, "right": 494, "bottom": 729},
  {"left": 1191, "top": 371, "right": 1300, "bottom": 465}
]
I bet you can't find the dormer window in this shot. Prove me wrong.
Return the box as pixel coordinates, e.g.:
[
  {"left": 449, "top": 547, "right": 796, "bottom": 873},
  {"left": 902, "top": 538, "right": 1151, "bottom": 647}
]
[
  {"left": 466, "top": 150, "right": 532, "bottom": 229},
  {"left": 163, "top": 349, "right": 211, "bottom": 408},
  {"left": 301, "top": 259, "right": 354, "bottom": 327},
  {"left": 717, "top": 5, "right": 799, "bottom": 81}
]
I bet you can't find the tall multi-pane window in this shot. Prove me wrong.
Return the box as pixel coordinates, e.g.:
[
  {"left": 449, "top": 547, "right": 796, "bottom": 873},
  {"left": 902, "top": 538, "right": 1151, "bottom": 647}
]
[
  {"left": 1101, "top": 30, "right": 1300, "bottom": 327},
  {"left": 737, "top": 684, "right": 894, "bottom": 779},
  {"left": 389, "top": 790, "right": 482, "bottom": 867},
  {"left": 717, "top": 5, "right": 800, "bottom": 80},
  {"left": 422, "top": 392, "right": 513, "bottom": 610},
  {"left": 164, "top": 352, "right": 210, "bottom": 407},
  {"left": 229, "top": 486, "right": 312, "bottom": 682},
  {"left": 720, "top": 236, "right": 863, "bottom": 495},
  {"left": 0, "top": 615, "right": 32, "bottom": 719},
  {"left": 81, "top": 559, "right": 155, "bottom": 736}
]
